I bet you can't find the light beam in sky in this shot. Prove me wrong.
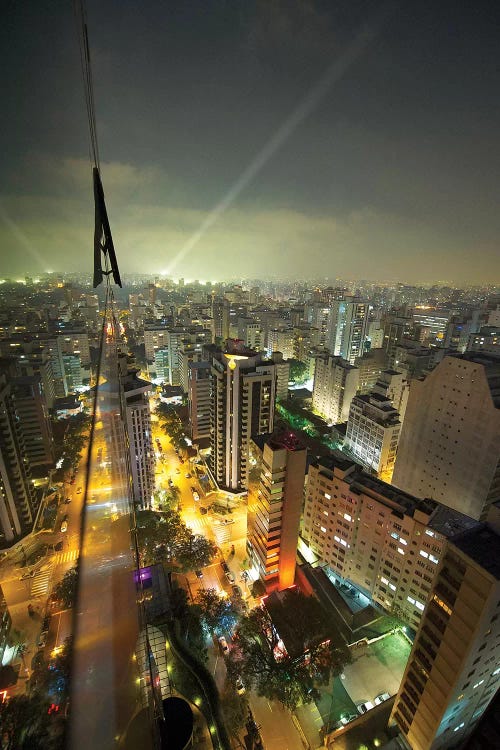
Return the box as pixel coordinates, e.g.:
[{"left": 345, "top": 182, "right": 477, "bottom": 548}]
[
  {"left": 165, "top": 20, "right": 382, "bottom": 276},
  {"left": 0, "top": 200, "right": 48, "bottom": 271}
]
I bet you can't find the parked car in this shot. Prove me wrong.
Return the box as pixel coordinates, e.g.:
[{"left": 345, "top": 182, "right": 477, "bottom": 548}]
[
  {"left": 218, "top": 636, "right": 229, "bottom": 655},
  {"left": 64, "top": 497, "right": 71, "bottom": 504},
  {"left": 231, "top": 584, "right": 242, "bottom": 598},
  {"left": 225, "top": 570, "right": 235, "bottom": 584},
  {"left": 221, "top": 561, "right": 229, "bottom": 573},
  {"left": 195, "top": 570, "right": 203, "bottom": 579},
  {"left": 340, "top": 714, "right": 358, "bottom": 725},
  {"left": 357, "top": 701, "right": 374, "bottom": 714},
  {"left": 200, "top": 507, "right": 208, "bottom": 515},
  {"left": 76, "top": 487, "right": 82, "bottom": 494},
  {"left": 60, "top": 518, "right": 68, "bottom": 533},
  {"left": 185, "top": 473, "right": 191, "bottom": 479},
  {"left": 235, "top": 676, "right": 245, "bottom": 695},
  {"left": 374, "top": 692, "right": 391, "bottom": 705}
]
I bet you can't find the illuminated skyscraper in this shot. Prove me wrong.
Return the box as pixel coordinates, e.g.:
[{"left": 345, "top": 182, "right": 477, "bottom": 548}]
[
  {"left": 312, "top": 354, "right": 359, "bottom": 425},
  {"left": 247, "top": 433, "right": 306, "bottom": 589},
  {"left": 209, "top": 346, "right": 277, "bottom": 491}
]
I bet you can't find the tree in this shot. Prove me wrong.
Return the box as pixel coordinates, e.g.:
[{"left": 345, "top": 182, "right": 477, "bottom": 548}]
[
  {"left": 288, "top": 359, "right": 308, "bottom": 385},
  {"left": 220, "top": 686, "right": 248, "bottom": 737},
  {"left": 52, "top": 565, "right": 78, "bottom": 609},
  {"left": 176, "top": 534, "right": 217, "bottom": 573},
  {"left": 195, "top": 588, "right": 239, "bottom": 633},
  {"left": 229, "top": 591, "right": 351, "bottom": 711}
]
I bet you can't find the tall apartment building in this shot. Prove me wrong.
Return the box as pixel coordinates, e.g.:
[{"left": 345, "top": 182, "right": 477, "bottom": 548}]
[
  {"left": 467, "top": 326, "right": 500, "bottom": 356},
  {"left": 393, "top": 353, "right": 500, "bottom": 520},
  {"left": 267, "top": 328, "right": 294, "bottom": 359},
  {"left": 270, "top": 351, "right": 290, "bottom": 401},
  {"left": 211, "top": 297, "right": 230, "bottom": 342},
  {"left": 391, "top": 524, "right": 500, "bottom": 750},
  {"left": 248, "top": 434, "right": 307, "bottom": 589},
  {"left": 0, "top": 372, "right": 37, "bottom": 543},
  {"left": 188, "top": 361, "right": 211, "bottom": 442},
  {"left": 302, "top": 454, "right": 478, "bottom": 632},
  {"left": 144, "top": 324, "right": 169, "bottom": 363},
  {"left": 238, "top": 317, "right": 263, "bottom": 352},
  {"left": 372, "top": 368, "right": 409, "bottom": 424},
  {"left": 312, "top": 354, "right": 359, "bottom": 425},
  {"left": 327, "top": 297, "right": 369, "bottom": 364},
  {"left": 178, "top": 343, "right": 201, "bottom": 394},
  {"left": 0, "top": 338, "right": 56, "bottom": 408},
  {"left": 345, "top": 392, "right": 401, "bottom": 480},
  {"left": 121, "top": 368, "right": 155, "bottom": 508},
  {"left": 209, "top": 347, "right": 277, "bottom": 491},
  {"left": 11, "top": 376, "right": 54, "bottom": 469}
]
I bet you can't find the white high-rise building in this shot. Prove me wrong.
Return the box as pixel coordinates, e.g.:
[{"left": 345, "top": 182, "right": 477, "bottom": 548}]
[
  {"left": 346, "top": 392, "right": 401, "bottom": 481},
  {"left": 188, "top": 361, "right": 211, "bottom": 443},
  {"left": 312, "top": 354, "right": 359, "bottom": 425},
  {"left": 327, "top": 297, "right": 369, "bottom": 364}
]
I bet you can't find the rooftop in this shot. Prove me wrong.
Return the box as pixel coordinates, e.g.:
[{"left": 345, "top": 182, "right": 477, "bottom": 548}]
[{"left": 450, "top": 523, "right": 500, "bottom": 579}]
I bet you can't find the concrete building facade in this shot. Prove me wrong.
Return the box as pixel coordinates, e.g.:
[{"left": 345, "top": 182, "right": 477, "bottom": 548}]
[
  {"left": 392, "top": 354, "right": 500, "bottom": 520},
  {"left": 391, "top": 524, "right": 500, "bottom": 750},
  {"left": 312, "top": 354, "right": 359, "bottom": 425},
  {"left": 302, "top": 455, "right": 478, "bottom": 632}
]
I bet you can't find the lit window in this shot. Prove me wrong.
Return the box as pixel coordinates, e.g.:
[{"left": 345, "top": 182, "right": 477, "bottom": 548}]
[
  {"left": 425, "top": 530, "right": 435, "bottom": 537},
  {"left": 473, "top": 680, "right": 484, "bottom": 689},
  {"left": 398, "top": 548, "right": 405, "bottom": 555},
  {"left": 321, "top": 526, "right": 327, "bottom": 533},
  {"left": 420, "top": 550, "right": 429, "bottom": 559},
  {"left": 453, "top": 723, "right": 465, "bottom": 732},
  {"left": 432, "top": 594, "right": 452, "bottom": 616},
  {"left": 344, "top": 513, "right": 351, "bottom": 521},
  {"left": 400, "top": 538, "right": 407, "bottom": 546},
  {"left": 429, "top": 554, "right": 439, "bottom": 564},
  {"left": 325, "top": 493, "right": 331, "bottom": 500},
  {"left": 407, "top": 596, "right": 415, "bottom": 605},
  {"left": 389, "top": 583, "right": 396, "bottom": 591},
  {"left": 415, "top": 601, "right": 425, "bottom": 611},
  {"left": 381, "top": 577, "right": 389, "bottom": 585}
]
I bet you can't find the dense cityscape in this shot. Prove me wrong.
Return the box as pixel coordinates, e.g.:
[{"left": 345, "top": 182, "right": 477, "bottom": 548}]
[
  {"left": 0, "top": 273, "right": 498, "bottom": 750},
  {"left": 1, "top": 2, "right": 500, "bottom": 750}
]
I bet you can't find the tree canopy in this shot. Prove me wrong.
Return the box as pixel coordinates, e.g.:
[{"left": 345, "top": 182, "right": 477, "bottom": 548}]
[
  {"left": 195, "top": 587, "right": 240, "bottom": 634},
  {"left": 136, "top": 509, "right": 216, "bottom": 572},
  {"left": 229, "top": 591, "right": 351, "bottom": 711},
  {"left": 52, "top": 566, "right": 78, "bottom": 609}
]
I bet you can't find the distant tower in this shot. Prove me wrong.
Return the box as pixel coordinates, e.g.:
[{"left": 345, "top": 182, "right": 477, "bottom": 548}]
[
  {"left": 211, "top": 297, "right": 230, "bottom": 342},
  {"left": 247, "top": 433, "right": 306, "bottom": 590}
]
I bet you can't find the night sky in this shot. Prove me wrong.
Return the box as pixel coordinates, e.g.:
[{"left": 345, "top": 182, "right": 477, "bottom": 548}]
[{"left": 1, "top": 0, "right": 499, "bottom": 283}]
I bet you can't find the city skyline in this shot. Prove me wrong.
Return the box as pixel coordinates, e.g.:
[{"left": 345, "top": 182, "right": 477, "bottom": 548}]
[{"left": 1, "top": 1, "right": 500, "bottom": 284}]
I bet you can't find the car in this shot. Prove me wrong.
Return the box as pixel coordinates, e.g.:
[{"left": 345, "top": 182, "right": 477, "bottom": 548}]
[
  {"left": 70, "top": 478, "right": 75, "bottom": 485},
  {"left": 235, "top": 676, "right": 245, "bottom": 695},
  {"left": 54, "top": 541, "right": 63, "bottom": 551},
  {"left": 195, "top": 570, "right": 203, "bottom": 579},
  {"left": 357, "top": 701, "right": 374, "bottom": 714},
  {"left": 340, "top": 714, "right": 358, "bottom": 725},
  {"left": 374, "top": 692, "right": 391, "bottom": 705},
  {"left": 221, "top": 561, "right": 229, "bottom": 574},
  {"left": 185, "top": 473, "right": 191, "bottom": 479},
  {"left": 76, "top": 487, "right": 82, "bottom": 494},
  {"left": 225, "top": 571, "right": 235, "bottom": 584},
  {"left": 200, "top": 506, "right": 208, "bottom": 515},
  {"left": 218, "top": 636, "right": 229, "bottom": 655},
  {"left": 216, "top": 518, "right": 235, "bottom": 525},
  {"left": 64, "top": 497, "right": 71, "bottom": 504},
  {"left": 60, "top": 520, "right": 68, "bottom": 533},
  {"left": 231, "top": 584, "right": 242, "bottom": 598},
  {"left": 37, "top": 632, "right": 47, "bottom": 649}
]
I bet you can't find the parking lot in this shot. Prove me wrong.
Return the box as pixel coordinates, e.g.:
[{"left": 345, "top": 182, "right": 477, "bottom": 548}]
[{"left": 316, "top": 630, "right": 411, "bottom": 729}]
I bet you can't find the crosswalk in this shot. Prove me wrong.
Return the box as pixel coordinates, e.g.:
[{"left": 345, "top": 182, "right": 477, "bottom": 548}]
[
  {"left": 185, "top": 517, "right": 211, "bottom": 534},
  {"left": 30, "top": 567, "right": 52, "bottom": 598},
  {"left": 53, "top": 549, "right": 80, "bottom": 565}
]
